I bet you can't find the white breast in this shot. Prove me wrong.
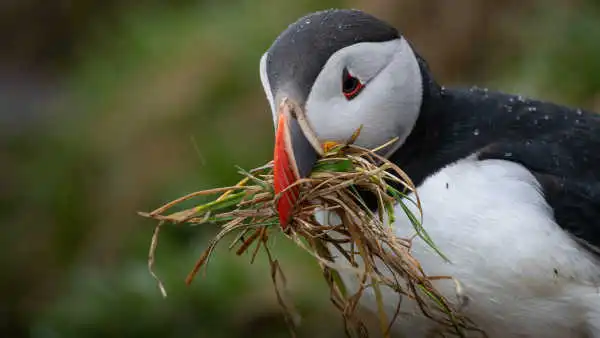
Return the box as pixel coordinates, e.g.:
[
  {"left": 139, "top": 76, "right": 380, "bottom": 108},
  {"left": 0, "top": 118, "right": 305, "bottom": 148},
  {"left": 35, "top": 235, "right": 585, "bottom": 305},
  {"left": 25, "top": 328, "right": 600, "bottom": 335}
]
[{"left": 316, "top": 157, "right": 600, "bottom": 337}]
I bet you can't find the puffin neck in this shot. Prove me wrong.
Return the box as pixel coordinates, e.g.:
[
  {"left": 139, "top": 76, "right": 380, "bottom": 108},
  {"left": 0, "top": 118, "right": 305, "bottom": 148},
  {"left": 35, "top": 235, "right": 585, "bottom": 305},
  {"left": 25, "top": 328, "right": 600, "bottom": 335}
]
[
  {"left": 388, "top": 56, "right": 512, "bottom": 187},
  {"left": 388, "top": 56, "right": 583, "bottom": 188},
  {"left": 387, "top": 56, "right": 452, "bottom": 187}
]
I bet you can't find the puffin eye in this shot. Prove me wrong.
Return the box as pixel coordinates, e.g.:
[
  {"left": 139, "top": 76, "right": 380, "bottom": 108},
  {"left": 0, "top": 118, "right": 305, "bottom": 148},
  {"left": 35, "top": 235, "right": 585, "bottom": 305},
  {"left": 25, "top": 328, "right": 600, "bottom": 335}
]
[{"left": 342, "top": 68, "right": 364, "bottom": 100}]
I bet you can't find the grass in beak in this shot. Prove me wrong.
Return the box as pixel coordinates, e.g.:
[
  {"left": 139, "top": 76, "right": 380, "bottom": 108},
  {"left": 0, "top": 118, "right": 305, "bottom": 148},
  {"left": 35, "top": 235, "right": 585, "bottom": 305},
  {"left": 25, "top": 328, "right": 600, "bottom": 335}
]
[{"left": 139, "top": 137, "right": 483, "bottom": 338}]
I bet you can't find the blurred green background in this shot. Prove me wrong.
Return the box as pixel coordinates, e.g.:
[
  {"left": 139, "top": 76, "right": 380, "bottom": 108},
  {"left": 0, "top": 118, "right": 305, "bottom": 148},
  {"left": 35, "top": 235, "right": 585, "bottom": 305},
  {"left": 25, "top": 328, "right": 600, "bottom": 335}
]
[{"left": 2, "top": 0, "right": 599, "bottom": 337}]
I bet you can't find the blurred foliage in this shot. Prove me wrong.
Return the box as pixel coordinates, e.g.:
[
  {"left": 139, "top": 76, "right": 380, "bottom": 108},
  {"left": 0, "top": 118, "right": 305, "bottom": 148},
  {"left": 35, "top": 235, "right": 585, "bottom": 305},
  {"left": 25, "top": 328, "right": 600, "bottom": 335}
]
[{"left": 1, "top": 0, "right": 599, "bottom": 337}]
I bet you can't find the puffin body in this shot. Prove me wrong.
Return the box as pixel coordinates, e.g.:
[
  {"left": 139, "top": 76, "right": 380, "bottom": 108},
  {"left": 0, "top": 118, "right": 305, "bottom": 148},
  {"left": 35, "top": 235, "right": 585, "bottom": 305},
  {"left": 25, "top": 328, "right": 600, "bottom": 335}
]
[{"left": 259, "top": 9, "right": 600, "bottom": 337}]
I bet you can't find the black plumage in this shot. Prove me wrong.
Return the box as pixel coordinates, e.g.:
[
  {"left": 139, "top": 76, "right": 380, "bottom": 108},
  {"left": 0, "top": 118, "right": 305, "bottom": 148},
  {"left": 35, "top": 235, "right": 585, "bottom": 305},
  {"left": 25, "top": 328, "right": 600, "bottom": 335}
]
[{"left": 392, "top": 60, "right": 600, "bottom": 250}]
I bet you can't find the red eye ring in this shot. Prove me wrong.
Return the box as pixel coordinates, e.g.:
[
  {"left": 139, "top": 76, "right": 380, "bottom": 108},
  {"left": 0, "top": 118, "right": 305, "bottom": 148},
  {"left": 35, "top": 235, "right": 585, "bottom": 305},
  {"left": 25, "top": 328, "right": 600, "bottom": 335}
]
[{"left": 342, "top": 68, "right": 365, "bottom": 100}]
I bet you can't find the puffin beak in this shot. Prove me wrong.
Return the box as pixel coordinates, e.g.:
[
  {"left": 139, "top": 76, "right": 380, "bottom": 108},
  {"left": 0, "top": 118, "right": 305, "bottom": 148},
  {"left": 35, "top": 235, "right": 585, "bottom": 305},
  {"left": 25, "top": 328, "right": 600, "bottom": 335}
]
[{"left": 272, "top": 98, "right": 323, "bottom": 229}]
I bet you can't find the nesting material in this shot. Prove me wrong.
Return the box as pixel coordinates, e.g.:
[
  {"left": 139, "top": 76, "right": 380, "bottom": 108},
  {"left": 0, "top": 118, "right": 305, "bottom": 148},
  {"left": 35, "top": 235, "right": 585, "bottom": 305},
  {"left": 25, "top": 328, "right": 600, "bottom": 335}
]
[{"left": 139, "top": 139, "right": 481, "bottom": 338}]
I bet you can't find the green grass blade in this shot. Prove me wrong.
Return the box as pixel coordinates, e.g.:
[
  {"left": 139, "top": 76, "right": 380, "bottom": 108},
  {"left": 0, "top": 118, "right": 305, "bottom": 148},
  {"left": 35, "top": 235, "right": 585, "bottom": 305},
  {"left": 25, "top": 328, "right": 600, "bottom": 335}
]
[
  {"left": 330, "top": 268, "right": 348, "bottom": 297},
  {"left": 385, "top": 185, "right": 448, "bottom": 262},
  {"left": 236, "top": 166, "right": 272, "bottom": 191},
  {"left": 396, "top": 200, "right": 449, "bottom": 262},
  {"left": 312, "top": 158, "right": 354, "bottom": 173},
  {"left": 193, "top": 191, "right": 247, "bottom": 215}
]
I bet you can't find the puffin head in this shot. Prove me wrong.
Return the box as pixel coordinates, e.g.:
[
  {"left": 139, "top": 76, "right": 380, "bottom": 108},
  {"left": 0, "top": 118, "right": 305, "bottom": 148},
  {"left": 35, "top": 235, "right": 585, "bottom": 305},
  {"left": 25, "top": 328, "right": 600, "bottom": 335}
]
[{"left": 259, "top": 9, "right": 425, "bottom": 226}]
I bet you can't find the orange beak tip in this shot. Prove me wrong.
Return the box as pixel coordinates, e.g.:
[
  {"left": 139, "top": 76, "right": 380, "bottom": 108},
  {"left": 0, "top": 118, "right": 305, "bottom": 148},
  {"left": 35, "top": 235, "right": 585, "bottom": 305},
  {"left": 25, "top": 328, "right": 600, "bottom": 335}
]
[
  {"left": 273, "top": 113, "right": 300, "bottom": 229},
  {"left": 272, "top": 100, "right": 319, "bottom": 229}
]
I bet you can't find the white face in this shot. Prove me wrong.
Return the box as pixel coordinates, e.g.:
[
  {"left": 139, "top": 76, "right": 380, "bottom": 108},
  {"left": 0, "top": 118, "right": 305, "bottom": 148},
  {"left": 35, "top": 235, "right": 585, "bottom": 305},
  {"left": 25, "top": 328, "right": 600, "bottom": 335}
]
[{"left": 260, "top": 38, "right": 423, "bottom": 153}]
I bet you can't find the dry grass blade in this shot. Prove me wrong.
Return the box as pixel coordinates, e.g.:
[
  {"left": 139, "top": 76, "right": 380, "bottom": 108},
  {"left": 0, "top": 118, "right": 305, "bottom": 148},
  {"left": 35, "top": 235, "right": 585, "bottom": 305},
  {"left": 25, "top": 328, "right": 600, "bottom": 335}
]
[
  {"left": 139, "top": 137, "right": 483, "bottom": 337},
  {"left": 148, "top": 221, "right": 167, "bottom": 298}
]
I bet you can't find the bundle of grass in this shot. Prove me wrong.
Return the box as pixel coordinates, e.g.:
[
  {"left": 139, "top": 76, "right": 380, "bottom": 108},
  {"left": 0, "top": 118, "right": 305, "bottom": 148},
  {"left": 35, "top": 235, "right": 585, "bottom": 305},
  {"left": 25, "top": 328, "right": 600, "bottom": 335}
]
[{"left": 140, "top": 111, "right": 480, "bottom": 337}]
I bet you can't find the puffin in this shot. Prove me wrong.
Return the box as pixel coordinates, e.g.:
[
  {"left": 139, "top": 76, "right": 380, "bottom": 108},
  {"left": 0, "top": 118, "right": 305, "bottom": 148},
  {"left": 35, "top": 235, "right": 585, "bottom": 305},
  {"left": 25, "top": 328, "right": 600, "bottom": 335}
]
[{"left": 259, "top": 9, "right": 600, "bottom": 337}]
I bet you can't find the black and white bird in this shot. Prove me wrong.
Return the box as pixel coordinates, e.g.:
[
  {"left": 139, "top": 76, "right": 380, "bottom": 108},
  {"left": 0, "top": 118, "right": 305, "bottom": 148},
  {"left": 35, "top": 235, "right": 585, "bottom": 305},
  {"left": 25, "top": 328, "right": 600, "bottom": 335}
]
[{"left": 259, "top": 9, "right": 600, "bottom": 337}]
